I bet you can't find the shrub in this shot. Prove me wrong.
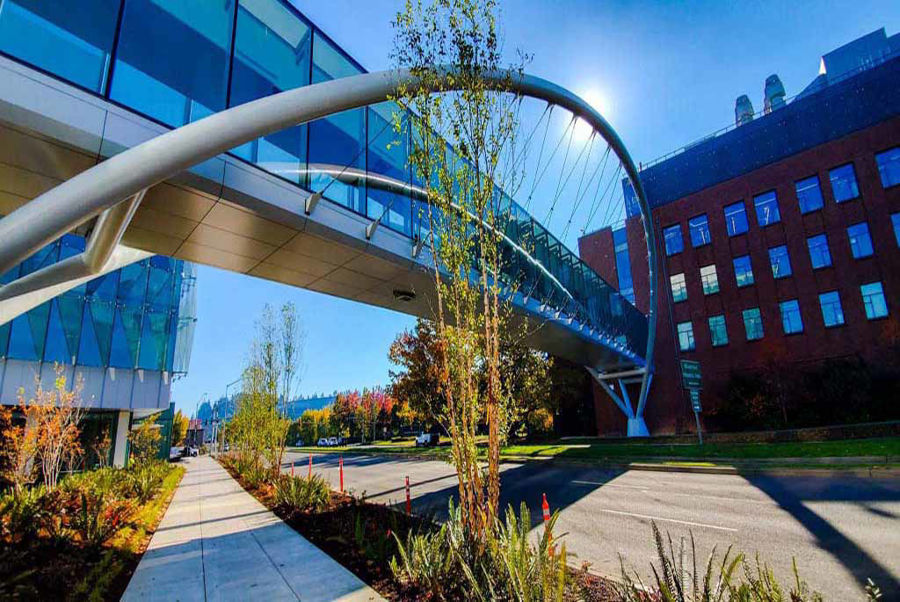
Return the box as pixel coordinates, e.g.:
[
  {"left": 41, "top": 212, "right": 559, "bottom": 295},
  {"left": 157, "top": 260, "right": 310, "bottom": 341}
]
[
  {"left": 391, "top": 500, "right": 568, "bottom": 601},
  {"left": 70, "top": 492, "right": 134, "bottom": 549},
  {"left": 0, "top": 486, "right": 46, "bottom": 543},
  {"left": 122, "top": 461, "right": 169, "bottom": 504},
  {"left": 272, "top": 474, "right": 330, "bottom": 514}
]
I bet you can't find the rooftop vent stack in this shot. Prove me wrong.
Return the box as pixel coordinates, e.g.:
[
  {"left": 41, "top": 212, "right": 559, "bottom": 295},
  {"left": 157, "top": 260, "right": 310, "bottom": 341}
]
[
  {"left": 735, "top": 95, "right": 754, "bottom": 127},
  {"left": 763, "top": 74, "right": 786, "bottom": 114}
]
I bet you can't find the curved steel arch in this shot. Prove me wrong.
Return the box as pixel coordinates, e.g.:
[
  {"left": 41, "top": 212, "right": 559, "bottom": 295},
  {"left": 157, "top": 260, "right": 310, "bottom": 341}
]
[{"left": 0, "top": 67, "right": 658, "bottom": 408}]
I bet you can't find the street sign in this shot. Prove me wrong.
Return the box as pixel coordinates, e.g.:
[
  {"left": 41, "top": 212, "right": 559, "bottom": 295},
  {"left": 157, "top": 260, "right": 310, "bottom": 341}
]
[
  {"left": 689, "top": 389, "right": 702, "bottom": 412},
  {"left": 680, "top": 360, "right": 702, "bottom": 390}
]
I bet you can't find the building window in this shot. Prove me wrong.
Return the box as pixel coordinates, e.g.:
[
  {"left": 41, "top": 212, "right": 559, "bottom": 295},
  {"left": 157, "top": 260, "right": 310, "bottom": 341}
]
[
  {"left": 806, "top": 234, "right": 832, "bottom": 269},
  {"left": 708, "top": 315, "right": 728, "bottom": 347},
  {"left": 742, "top": 308, "right": 764, "bottom": 341},
  {"left": 795, "top": 176, "right": 824, "bottom": 214},
  {"left": 663, "top": 224, "right": 684, "bottom": 256},
  {"left": 0, "top": 0, "right": 121, "bottom": 94},
  {"left": 688, "top": 214, "right": 711, "bottom": 247},
  {"left": 699, "top": 265, "right": 719, "bottom": 295},
  {"left": 893, "top": 213, "right": 900, "bottom": 247},
  {"left": 724, "top": 201, "right": 749, "bottom": 236},
  {"left": 818, "top": 291, "right": 845, "bottom": 327},
  {"left": 670, "top": 273, "right": 687, "bottom": 303},
  {"left": 876, "top": 147, "right": 900, "bottom": 189},
  {"left": 111, "top": 0, "right": 235, "bottom": 127},
  {"left": 753, "top": 191, "right": 781, "bottom": 226},
  {"left": 847, "top": 222, "right": 874, "bottom": 258},
  {"left": 768, "top": 245, "right": 792, "bottom": 279},
  {"left": 861, "top": 282, "right": 888, "bottom": 320},
  {"left": 829, "top": 163, "right": 859, "bottom": 202},
  {"left": 677, "top": 321, "right": 695, "bottom": 351},
  {"left": 612, "top": 227, "right": 635, "bottom": 303},
  {"left": 780, "top": 300, "right": 803, "bottom": 334},
  {"left": 733, "top": 255, "right": 754, "bottom": 287}
]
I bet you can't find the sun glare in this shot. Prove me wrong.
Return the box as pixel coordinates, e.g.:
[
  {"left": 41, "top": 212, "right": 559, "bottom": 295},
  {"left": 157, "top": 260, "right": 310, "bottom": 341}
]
[{"left": 572, "top": 87, "right": 612, "bottom": 142}]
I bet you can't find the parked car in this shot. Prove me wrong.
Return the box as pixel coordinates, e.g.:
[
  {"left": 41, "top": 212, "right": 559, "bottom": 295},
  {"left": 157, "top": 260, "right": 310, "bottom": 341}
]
[
  {"left": 317, "top": 437, "right": 330, "bottom": 447},
  {"left": 294, "top": 439, "right": 304, "bottom": 447},
  {"left": 415, "top": 432, "right": 439, "bottom": 447},
  {"left": 182, "top": 446, "right": 199, "bottom": 457},
  {"left": 327, "top": 436, "right": 339, "bottom": 446}
]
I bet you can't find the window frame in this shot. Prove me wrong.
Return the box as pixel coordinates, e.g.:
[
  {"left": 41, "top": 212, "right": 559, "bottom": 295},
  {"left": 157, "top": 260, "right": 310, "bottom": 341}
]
[
  {"left": 806, "top": 233, "right": 832, "bottom": 270},
  {"left": 669, "top": 273, "right": 687, "bottom": 303},
  {"left": 742, "top": 307, "right": 764, "bottom": 341},
  {"left": 828, "top": 163, "right": 860, "bottom": 203},
  {"left": 662, "top": 224, "right": 684, "bottom": 256},
  {"left": 708, "top": 314, "right": 728, "bottom": 347},
  {"left": 768, "top": 245, "right": 792, "bottom": 279},
  {"left": 688, "top": 214, "right": 711, "bottom": 247},
  {"left": 779, "top": 299, "right": 804, "bottom": 335},
  {"left": 860, "top": 282, "right": 888, "bottom": 320},
  {"left": 676, "top": 321, "right": 695, "bottom": 352},
  {"left": 723, "top": 201, "right": 749, "bottom": 237},
  {"left": 699, "top": 264, "right": 719, "bottom": 295},
  {"left": 847, "top": 222, "right": 874, "bottom": 259},
  {"left": 818, "top": 291, "right": 845, "bottom": 328},
  {"left": 795, "top": 175, "right": 824, "bottom": 214},
  {"left": 753, "top": 190, "right": 781, "bottom": 227},
  {"left": 732, "top": 254, "right": 754, "bottom": 288},
  {"left": 875, "top": 146, "right": 900, "bottom": 189}
]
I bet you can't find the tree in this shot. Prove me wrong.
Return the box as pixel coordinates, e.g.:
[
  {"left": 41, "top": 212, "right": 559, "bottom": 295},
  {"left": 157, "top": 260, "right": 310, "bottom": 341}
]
[
  {"left": 172, "top": 409, "right": 189, "bottom": 446},
  {"left": 279, "top": 302, "right": 305, "bottom": 417},
  {"left": 129, "top": 413, "right": 162, "bottom": 466},
  {"left": 389, "top": 319, "right": 446, "bottom": 421},
  {"left": 393, "top": 0, "right": 526, "bottom": 535},
  {"left": 0, "top": 406, "right": 36, "bottom": 493},
  {"left": 18, "top": 367, "right": 86, "bottom": 491}
]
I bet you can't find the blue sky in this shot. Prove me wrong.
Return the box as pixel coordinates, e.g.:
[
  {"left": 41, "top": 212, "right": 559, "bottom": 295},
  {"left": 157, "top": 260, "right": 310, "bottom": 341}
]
[{"left": 172, "top": 0, "right": 898, "bottom": 415}]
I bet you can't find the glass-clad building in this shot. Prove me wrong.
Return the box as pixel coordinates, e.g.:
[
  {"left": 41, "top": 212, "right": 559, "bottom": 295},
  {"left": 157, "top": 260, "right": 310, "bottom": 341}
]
[
  {"left": 0, "top": 231, "right": 196, "bottom": 466},
  {"left": 0, "top": 0, "right": 647, "bottom": 361}
]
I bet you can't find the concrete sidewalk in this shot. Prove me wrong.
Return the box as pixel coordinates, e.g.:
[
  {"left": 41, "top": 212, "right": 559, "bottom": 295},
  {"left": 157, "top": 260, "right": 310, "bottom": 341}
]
[{"left": 122, "top": 456, "right": 383, "bottom": 602}]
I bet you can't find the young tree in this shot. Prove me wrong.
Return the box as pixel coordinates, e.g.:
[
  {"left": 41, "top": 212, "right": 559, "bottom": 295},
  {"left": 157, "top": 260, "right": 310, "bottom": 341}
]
[
  {"left": 172, "top": 409, "right": 189, "bottom": 447},
  {"left": 393, "top": 0, "right": 525, "bottom": 535},
  {"left": 18, "top": 368, "right": 86, "bottom": 491},
  {"left": 0, "top": 406, "right": 36, "bottom": 493},
  {"left": 129, "top": 413, "right": 162, "bottom": 466},
  {"left": 279, "top": 302, "right": 305, "bottom": 416}
]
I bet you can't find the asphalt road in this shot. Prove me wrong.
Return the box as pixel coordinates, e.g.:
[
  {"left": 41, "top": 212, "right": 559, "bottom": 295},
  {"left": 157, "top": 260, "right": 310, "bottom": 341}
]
[{"left": 283, "top": 451, "right": 900, "bottom": 600}]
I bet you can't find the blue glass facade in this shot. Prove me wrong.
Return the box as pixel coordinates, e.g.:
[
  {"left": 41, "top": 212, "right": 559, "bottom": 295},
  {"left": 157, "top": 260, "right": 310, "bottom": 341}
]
[
  {"left": 0, "top": 234, "right": 194, "bottom": 374},
  {"left": 0, "top": 0, "right": 647, "bottom": 360}
]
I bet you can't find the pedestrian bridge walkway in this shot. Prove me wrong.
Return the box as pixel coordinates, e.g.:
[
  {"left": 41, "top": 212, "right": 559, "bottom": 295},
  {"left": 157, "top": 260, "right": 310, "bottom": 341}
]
[{"left": 122, "top": 456, "right": 382, "bottom": 602}]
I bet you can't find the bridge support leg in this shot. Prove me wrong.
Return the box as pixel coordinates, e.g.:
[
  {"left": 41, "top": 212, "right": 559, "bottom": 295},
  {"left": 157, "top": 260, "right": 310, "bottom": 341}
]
[{"left": 585, "top": 366, "right": 651, "bottom": 438}]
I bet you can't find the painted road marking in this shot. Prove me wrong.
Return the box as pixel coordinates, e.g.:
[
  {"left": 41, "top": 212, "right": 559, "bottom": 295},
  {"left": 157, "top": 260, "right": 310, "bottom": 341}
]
[
  {"left": 573, "top": 480, "right": 772, "bottom": 505},
  {"left": 573, "top": 480, "right": 649, "bottom": 491},
  {"left": 598, "top": 508, "right": 738, "bottom": 532}
]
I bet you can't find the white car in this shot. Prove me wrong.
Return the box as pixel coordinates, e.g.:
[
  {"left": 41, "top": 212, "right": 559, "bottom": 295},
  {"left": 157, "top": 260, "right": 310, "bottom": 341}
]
[
  {"left": 327, "top": 436, "right": 340, "bottom": 446},
  {"left": 415, "top": 433, "right": 439, "bottom": 447}
]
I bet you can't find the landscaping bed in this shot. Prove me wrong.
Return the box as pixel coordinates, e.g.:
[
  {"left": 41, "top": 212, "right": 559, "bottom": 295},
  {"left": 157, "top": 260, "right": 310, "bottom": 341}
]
[
  {"left": 219, "top": 454, "right": 630, "bottom": 601},
  {"left": 0, "top": 462, "right": 184, "bottom": 600}
]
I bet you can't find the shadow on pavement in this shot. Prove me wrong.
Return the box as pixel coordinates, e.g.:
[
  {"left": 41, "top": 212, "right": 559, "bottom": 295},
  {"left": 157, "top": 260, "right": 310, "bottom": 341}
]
[{"left": 746, "top": 473, "right": 900, "bottom": 598}]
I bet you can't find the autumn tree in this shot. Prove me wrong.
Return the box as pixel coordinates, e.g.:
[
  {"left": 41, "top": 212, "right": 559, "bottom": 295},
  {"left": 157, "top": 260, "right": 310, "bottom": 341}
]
[
  {"left": 393, "top": 0, "right": 526, "bottom": 535},
  {"left": 129, "top": 413, "right": 162, "bottom": 466},
  {"left": 17, "top": 368, "right": 86, "bottom": 491},
  {"left": 172, "top": 409, "right": 189, "bottom": 447},
  {"left": 388, "top": 319, "right": 447, "bottom": 421}
]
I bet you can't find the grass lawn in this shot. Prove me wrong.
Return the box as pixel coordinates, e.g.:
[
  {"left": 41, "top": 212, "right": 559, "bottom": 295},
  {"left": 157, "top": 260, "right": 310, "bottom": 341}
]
[{"left": 292, "top": 437, "right": 899, "bottom": 464}]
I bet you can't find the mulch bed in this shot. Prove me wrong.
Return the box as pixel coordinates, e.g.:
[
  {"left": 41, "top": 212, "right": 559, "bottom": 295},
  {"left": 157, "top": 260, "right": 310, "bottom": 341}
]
[
  {"left": 0, "top": 467, "right": 184, "bottom": 601},
  {"left": 221, "top": 459, "right": 626, "bottom": 601}
]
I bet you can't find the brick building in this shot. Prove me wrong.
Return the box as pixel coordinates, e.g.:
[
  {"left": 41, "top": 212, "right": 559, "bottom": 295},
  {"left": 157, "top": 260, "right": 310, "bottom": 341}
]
[{"left": 579, "top": 29, "right": 900, "bottom": 435}]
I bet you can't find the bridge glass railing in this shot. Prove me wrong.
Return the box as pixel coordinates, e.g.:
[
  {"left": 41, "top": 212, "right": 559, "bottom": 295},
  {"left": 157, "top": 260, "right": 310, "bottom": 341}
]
[{"left": 0, "top": 0, "right": 647, "bottom": 361}]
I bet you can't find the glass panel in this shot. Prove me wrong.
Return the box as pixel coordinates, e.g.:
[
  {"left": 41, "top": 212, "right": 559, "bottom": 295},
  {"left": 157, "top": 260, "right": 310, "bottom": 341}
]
[
  {"left": 308, "top": 32, "right": 365, "bottom": 214},
  {"left": 367, "top": 103, "right": 411, "bottom": 235},
  {"left": 819, "top": 291, "right": 844, "bottom": 327},
  {"left": 893, "top": 213, "right": 900, "bottom": 247},
  {"left": 861, "top": 282, "right": 888, "bottom": 320},
  {"left": 669, "top": 273, "right": 687, "bottom": 303},
  {"left": 8, "top": 301, "right": 50, "bottom": 361},
  {"left": 662, "top": 224, "right": 683, "bottom": 256},
  {"left": 733, "top": 255, "right": 754, "bottom": 287},
  {"left": 795, "top": 175, "right": 823, "bottom": 214},
  {"left": 688, "top": 214, "right": 710, "bottom": 247},
  {"left": 780, "top": 299, "right": 803, "bottom": 334},
  {"left": 699, "top": 264, "right": 719, "bottom": 295},
  {"left": 110, "top": 0, "right": 235, "bottom": 126},
  {"left": 724, "top": 201, "right": 748, "bottom": 236},
  {"left": 109, "top": 305, "right": 142, "bottom": 368},
  {"left": 146, "top": 256, "right": 174, "bottom": 309},
  {"left": 847, "top": 222, "right": 873, "bottom": 258},
  {"left": 0, "top": 0, "right": 121, "bottom": 92},
  {"left": 876, "top": 147, "right": 900, "bottom": 188},
  {"left": 676, "top": 321, "right": 695, "bottom": 351},
  {"left": 708, "top": 314, "right": 727, "bottom": 347},
  {"left": 138, "top": 308, "right": 170, "bottom": 370},
  {"left": 768, "top": 245, "right": 792, "bottom": 279},
  {"left": 742, "top": 307, "right": 763, "bottom": 341},
  {"left": 829, "top": 163, "right": 859, "bottom": 202},
  {"left": 230, "top": 0, "right": 311, "bottom": 183},
  {"left": 806, "top": 234, "right": 831, "bottom": 269},
  {"left": 753, "top": 190, "right": 780, "bottom": 226},
  {"left": 78, "top": 298, "right": 113, "bottom": 366}
]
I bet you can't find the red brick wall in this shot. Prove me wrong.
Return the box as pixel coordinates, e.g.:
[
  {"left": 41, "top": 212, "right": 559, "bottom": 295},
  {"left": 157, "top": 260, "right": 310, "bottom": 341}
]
[{"left": 580, "top": 116, "right": 900, "bottom": 435}]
